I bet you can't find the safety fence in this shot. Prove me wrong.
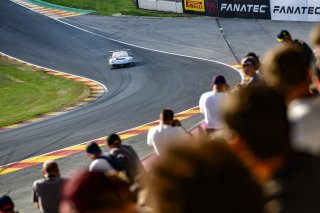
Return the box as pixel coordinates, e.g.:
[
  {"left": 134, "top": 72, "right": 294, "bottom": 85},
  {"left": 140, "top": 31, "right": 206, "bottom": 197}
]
[{"left": 138, "top": 0, "right": 320, "bottom": 22}]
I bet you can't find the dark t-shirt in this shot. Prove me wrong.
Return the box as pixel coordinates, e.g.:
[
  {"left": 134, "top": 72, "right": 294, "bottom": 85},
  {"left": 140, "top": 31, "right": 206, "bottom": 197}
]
[
  {"left": 33, "top": 176, "right": 65, "bottom": 213},
  {"left": 265, "top": 152, "right": 320, "bottom": 213},
  {"left": 110, "top": 145, "right": 145, "bottom": 183}
]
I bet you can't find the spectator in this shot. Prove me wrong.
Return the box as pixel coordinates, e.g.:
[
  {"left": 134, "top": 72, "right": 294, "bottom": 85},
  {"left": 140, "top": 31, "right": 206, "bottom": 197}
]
[
  {"left": 262, "top": 45, "right": 320, "bottom": 155},
  {"left": 240, "top": 56, "right": 265, "bottom": 87},
  {"left": 199, "top": 75, "right": 228, "bottom": 133},
  {"left": 32, "top": 160, "right": 66, "bottom": 213},
  {"left": 0, "top": 195, "right": 16, "bottom": 213},
  {"left": 310, "top": 25, "right": 320, "bottom": 92},
  {"left": 263, "top": 45, "right": 312, "bottom": 103},
  {"left": 245, "top": 52, "right": 261, "bottom": 70},
  {"left": 149, "top": 137, "right": 265, "bottom": 213},
  {"left": 147, "top": 109, "right": 189, "bottom": 156},
  {"left": 222, "top": 86, "right": 320, "bottom": 213},
  {"left": 277, "top": 29, "right": 315, "bottom": 65},
  {"left": 107, "top": 133, "right": 146, "bottom": 185},
  {"left": 60, "top": 170, "right": 137, "bottom": 213},
  {"left": 85, "top": 142, "right": 116, "bottom": 174}
]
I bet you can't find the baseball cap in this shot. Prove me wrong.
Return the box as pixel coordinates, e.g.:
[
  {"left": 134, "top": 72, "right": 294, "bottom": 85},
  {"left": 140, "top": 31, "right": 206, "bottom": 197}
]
[
  {"left": 107, "top": 133, "right": 121, "bottom": 146},
  {"left": 86, "top": 142, "right": 102, "bottom": 155},
  {"left": 211, "top": 75, "right": 226, "bottom": 85},
  {"left": 0, "top": 195, "right": 14, "bottom": 211},
  {"left": 277, "top": 30, "right": 291, "bottom": 42},
  {"left": 241, "top": 56, "right": 258, "bottom": 67}
]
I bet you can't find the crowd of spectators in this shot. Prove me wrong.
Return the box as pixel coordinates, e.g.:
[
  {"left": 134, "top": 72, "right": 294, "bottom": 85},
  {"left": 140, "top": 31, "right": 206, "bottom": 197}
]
[{"left": 2, "top": 25, "right": 320, "bottom": 213}]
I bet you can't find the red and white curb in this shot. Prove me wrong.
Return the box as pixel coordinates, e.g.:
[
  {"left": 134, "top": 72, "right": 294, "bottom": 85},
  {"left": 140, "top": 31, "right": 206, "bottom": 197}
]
[
  {"left": 0, "top": 106, "right": 200, "bottom": 175},
  {"left": 10, "top": 0, "right": 92, "bottom": 20}
]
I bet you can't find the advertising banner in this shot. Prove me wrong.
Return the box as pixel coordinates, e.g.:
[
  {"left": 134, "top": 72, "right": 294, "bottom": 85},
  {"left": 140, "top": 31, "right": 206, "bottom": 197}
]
[
  {"left": 205, "top": 0, "right": 218, "bottom": 17},
  {"left": 183, "top": 0, "right": 205, "bottom": 14},
  {"left": 271, "top": 0, "right": 320, "bottom": 22},
  {"left": 218, "top": 0, "right": 271, "bottom": 19}
]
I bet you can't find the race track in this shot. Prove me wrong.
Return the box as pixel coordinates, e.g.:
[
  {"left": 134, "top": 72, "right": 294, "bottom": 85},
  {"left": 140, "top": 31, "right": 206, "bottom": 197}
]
[{"left": 0, "top": 0, "right": 317, "bottom": 211}]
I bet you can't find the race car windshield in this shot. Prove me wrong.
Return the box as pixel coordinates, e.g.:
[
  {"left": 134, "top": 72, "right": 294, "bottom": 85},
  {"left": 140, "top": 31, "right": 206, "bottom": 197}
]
[{"left": 112, "top": 52, "right": 129, "bottom": 58}]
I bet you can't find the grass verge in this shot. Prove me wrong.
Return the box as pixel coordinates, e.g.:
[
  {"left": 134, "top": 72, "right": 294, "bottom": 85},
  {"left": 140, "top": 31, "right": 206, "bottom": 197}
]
[
  {"left": 0, "top": 56, "right": 90, "bottom": 127},
  {"left": 44, "top": 0, "right": 187, "bottom": 16}
]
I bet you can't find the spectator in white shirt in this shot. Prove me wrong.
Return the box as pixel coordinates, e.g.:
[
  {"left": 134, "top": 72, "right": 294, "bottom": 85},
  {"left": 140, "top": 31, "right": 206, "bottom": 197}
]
[
  {"left": 199, "top": 75, "right": 229, "bottom": 133},
  {"left": 147, "top": 109, "right": 189, "bottom": 156},
  {"left": 86, "top": 142, "right": 115, "bottom": 174}
]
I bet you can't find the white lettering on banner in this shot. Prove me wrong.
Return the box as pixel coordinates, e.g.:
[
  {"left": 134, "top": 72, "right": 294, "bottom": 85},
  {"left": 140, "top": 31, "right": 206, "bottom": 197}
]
[
  {"left": 220, "top": 3, "right": 267, "bottom": 13},
  {"left": 273, "top": 6, "right": 320, "bottom": 15}
]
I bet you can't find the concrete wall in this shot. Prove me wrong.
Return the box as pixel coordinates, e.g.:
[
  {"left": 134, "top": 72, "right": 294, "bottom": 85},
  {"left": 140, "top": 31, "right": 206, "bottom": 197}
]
[{"left": 138, "top": 0, "right": 183, "bottom": 13}]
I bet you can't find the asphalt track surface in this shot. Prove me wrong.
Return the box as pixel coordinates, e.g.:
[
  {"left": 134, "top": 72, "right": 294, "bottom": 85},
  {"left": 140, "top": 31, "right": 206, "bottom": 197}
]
[{"left": 0, "top": 0, "right": 317, "bottom": 211}]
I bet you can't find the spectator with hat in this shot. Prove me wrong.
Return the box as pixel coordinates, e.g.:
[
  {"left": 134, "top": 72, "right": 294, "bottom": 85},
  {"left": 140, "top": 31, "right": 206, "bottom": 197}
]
[
  {"left": 199, "top": 75, "right": 229, "bottom": 133},
  {"left": 32, "top": 160, "right": 66, "bottom": 213},
  {"left": 0, "top": 195, "right": 17, "bottom": 213},
  {"left": 86, "top": 142, "right": 115, "bottom": 174},
  {"left": 241, "top": 56, "right": 265, "bottom": 87},
  {"left": 277, "top": 29, "right": 315, "bottom": 65},
  {"left": 107, "top": 133, "right": 146, "bottom": 185}
]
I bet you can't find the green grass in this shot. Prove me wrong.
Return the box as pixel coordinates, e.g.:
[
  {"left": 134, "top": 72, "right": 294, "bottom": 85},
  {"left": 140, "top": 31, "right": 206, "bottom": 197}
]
[
  {"left": 0, "top": 57, "right": 90, "bottom": 127},
  {"left": 44, "top": 0, "right": 187, "bottom": 16}
]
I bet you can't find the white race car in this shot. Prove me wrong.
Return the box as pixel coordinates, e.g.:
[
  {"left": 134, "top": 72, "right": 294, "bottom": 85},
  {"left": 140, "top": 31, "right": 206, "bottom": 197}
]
[{"left": 108, "top": 50, "right": 133, "bottom": 69}]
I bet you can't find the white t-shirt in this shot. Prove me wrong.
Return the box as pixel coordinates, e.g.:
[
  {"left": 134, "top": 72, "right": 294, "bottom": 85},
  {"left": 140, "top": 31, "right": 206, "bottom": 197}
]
[
  {"left": 89, "top": 157, "right": 115, "bottom": 174},
  {"left": 288, "top": 95, "right": 320, "bottom": 155},
  {"left": 199, "top": 91, "right": 226, "bottom": 129},
  {"left": 147, "top": 123, "right": 189, "bottom": 156}
]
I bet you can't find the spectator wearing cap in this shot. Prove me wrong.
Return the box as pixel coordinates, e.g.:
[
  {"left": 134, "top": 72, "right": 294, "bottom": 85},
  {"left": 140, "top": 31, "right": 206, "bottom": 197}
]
[
  {"left": 0, "top": 195, "right": 16, "bottom": 213},
  {"left": 277, "top": 29, "right": 315, "bottom": 66},
  {"left": 107, "top": 133, "right": 146, "bottom": 185},
  {"left": 32, "top": 160, "right": 66, "bottom": 213},
  {"left": 86, "top": 142, "right": 115, "bottom": 174},
  {"left": 147, "top": 109, "right": 190, "bottom": 156},
  {"left": 60, "top": 170, "right": 137, "bottom": 213},
  {"left": 199, "top": 75, "right": 229, "bottom": 133},
  {"left": 245, "top": 52, "right": 261, "bottom": 70},
  {"left": 241, "top": 56, "right": 265, "bottom": 87}
]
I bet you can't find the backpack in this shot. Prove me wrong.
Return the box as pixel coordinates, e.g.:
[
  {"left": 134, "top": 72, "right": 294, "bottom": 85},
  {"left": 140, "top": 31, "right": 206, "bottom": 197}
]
[
  {"left": 98, "top": 155, "right": 125, "bottom": 172},
  {"left": 98, "top": 155, "right": 130, "bottom": 183}
]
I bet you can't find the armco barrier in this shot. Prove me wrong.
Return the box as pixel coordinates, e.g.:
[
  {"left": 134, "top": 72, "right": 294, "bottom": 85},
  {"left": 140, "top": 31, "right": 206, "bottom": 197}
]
[{"left": 138, "top": 0, "right": 183, "bottom": 13}]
